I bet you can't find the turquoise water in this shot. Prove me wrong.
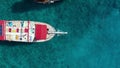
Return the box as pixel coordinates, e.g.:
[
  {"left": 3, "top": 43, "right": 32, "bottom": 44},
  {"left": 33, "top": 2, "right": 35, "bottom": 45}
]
[{"left": 0, "top": 0, "right": 120, "bottom": 68}]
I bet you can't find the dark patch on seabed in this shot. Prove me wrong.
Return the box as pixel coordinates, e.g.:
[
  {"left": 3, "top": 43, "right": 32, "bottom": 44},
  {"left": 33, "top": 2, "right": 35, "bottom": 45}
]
[{"left": 0, "top": 0, "right": 120, "bottom": 68}]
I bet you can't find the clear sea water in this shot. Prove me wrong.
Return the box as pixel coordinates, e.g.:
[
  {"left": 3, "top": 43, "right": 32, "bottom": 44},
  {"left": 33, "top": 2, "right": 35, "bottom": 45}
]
[{"left": 0, "top": 0, "right": 120, "bottom": 68}]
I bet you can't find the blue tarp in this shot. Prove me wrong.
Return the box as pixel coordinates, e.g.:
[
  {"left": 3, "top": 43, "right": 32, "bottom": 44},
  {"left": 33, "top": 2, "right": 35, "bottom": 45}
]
[{"left": 0, "top": 25, "right": 2, "bottom": 36}]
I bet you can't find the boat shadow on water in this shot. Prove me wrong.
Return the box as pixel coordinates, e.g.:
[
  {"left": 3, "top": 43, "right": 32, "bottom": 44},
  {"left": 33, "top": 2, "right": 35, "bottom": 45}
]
[
  {"left": 0, "top": 41, "right": 34, "bottom": 46},
  {"left": 11, "top": 0, "right": 63, "bottom": 13}
]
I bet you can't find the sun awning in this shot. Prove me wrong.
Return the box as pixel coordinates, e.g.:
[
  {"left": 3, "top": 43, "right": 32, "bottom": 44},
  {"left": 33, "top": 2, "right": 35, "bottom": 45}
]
[
  {"left": 35, "top": 24, "right": 47, "bottom": 40},
  {"left": 0, "top": 20, "right": 5, "bottom": 40}
]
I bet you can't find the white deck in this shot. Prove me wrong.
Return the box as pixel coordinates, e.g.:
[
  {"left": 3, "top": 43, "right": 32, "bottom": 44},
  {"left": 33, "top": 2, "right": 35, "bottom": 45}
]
[{"left": 5, "top": 21, "right": 35, "bottom": 42}]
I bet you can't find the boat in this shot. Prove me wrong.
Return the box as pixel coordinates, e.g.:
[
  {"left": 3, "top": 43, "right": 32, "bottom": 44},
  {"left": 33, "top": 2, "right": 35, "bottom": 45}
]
[
  {"left": 0, "top": 20, "right": 67, "bottom": 42},
  {"left": 35, "top": 0, "right": 60, "bottom": 4}
]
